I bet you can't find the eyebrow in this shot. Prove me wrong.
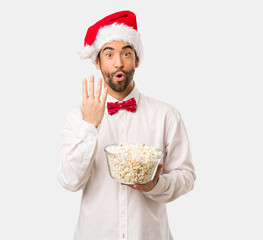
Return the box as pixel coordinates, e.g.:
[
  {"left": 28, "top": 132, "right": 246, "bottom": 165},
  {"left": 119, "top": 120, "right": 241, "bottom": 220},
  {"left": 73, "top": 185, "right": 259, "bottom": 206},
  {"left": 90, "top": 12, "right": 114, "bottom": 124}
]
[
  {"left": 102, "top": 45, "right": 133, "bottom": 52},
  {"left": 102, "top": 47, "right": 114, "bottom": 52},
  {"left": 122, "top": 45, "right": 133, "bottom": 50}
]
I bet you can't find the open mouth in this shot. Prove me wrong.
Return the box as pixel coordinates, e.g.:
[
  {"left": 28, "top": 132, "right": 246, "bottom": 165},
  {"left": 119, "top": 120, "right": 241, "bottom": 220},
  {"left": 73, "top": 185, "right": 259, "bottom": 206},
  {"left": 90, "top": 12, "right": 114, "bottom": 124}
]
[{"left": 114, "top": 72, "right": 125, "bottom": 81}]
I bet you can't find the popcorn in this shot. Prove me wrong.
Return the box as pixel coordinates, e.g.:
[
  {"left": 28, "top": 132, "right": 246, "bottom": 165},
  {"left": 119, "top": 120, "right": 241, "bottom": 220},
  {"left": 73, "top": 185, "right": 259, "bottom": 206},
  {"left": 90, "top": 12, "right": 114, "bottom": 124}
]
[{"left": 105, "top": 143, "right": 163, "bottom": 184}]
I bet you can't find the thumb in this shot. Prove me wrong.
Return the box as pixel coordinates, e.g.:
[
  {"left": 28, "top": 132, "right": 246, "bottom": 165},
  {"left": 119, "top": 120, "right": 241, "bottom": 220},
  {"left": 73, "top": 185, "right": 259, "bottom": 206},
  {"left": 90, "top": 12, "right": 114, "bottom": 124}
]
[{"left": 155, "top": 164, "right": 163, "bottom": 179}]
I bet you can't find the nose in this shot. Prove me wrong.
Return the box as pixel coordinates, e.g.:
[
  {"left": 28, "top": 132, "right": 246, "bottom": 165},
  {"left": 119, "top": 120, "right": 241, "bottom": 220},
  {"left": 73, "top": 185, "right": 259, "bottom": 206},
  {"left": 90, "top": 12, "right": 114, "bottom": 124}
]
[{"left": 114, "top": 54, "right": 124, "bottom": 69}]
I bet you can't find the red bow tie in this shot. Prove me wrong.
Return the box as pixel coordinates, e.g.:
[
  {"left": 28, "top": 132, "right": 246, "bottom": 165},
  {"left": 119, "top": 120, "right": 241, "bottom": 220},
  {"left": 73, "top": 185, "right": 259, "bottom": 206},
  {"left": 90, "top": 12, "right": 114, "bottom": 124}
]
[{"left": 107, "top": 97, "right": 137, "bottom": 115}]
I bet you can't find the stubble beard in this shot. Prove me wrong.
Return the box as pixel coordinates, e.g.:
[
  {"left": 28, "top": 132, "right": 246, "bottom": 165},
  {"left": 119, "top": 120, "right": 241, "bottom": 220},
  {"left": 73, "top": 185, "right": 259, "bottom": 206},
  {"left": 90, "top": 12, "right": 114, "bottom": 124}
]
[{"left": 103, "top": 68, "right": 135, "bottom": 92}]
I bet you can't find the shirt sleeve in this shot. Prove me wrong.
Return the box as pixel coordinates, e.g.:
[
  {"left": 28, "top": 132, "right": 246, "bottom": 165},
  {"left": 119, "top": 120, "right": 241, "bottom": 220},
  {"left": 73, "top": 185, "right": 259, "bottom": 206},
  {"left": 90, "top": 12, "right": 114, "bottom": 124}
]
[
  {"left": 143, "top": 109, "right": 196, "bottom": 203},
  {"left": 57, "top": 106, "right": 99, "bottom": 192}
]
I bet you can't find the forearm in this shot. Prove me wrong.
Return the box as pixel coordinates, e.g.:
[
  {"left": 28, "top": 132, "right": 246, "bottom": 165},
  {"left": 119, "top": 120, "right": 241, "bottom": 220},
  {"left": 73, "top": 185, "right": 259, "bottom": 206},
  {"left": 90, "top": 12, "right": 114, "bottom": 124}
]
[
  {"left": 143, "top": 169, "right": 195, "bottom": 203},
  {"left": 58, "top": 112, "right": 98, "bottom": 192}
]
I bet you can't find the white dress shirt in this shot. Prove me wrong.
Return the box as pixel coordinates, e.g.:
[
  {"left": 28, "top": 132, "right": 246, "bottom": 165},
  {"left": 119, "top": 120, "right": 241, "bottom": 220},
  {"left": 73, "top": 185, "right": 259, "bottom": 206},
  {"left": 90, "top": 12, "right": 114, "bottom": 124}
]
[{"left": 58, "top": 85, "right": 196, "bottom": 240}]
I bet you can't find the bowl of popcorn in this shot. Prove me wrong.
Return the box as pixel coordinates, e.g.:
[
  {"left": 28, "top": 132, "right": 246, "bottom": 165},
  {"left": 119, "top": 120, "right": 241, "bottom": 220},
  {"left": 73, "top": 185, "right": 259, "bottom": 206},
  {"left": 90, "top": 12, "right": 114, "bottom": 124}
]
[{"left": 104, "top": 143, "right": 164, "bottom": 185}]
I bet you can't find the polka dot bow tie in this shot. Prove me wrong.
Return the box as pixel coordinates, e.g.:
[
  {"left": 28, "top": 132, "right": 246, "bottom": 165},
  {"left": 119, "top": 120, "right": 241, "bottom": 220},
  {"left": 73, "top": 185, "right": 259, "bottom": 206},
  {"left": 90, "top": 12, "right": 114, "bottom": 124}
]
[{"left": 107, "top": 97, "right": 137, "bottom": 115}]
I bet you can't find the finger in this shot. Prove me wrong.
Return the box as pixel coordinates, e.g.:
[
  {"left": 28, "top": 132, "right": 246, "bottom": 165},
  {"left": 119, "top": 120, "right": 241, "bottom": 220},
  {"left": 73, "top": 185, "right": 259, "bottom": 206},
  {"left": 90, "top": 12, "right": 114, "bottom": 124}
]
[
  {"left": 154, "top": 164, "right": 163, "bottom": 180},
  {"left": 82, "top": 78, "right": 88, "bottom": 104},
  {"left": 125, "top": 185, "right": 135, "bottom": 190},
  {"left": 89, "top": 75, "right": 94, "bottom": 97},
  {"left": 101, "top": 86, "right": 108, "bottom": 106},
  {"left": 95, "top": 78, "right": 102, "bottom": 101},
  {"left": 133, "top": 185, "right": 145, "bottom": 192}
]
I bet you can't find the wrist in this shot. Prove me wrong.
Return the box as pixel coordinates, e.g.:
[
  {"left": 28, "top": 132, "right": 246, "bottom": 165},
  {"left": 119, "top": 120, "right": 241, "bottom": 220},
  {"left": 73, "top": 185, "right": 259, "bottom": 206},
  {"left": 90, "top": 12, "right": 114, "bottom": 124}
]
[{"left": 82, "top": 118, "right": 99, "bottom": 128}]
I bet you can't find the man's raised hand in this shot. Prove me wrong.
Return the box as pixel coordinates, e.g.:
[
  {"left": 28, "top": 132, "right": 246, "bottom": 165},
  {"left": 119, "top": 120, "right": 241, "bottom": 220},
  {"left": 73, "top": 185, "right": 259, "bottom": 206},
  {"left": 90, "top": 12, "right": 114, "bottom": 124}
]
[{"left": 81, "top": 76, "right": 108, "bottom": 128}]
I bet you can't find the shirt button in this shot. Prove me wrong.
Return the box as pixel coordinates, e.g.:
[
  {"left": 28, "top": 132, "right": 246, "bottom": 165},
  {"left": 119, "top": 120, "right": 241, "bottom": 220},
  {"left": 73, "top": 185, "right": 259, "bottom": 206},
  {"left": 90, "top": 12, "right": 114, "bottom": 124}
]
[
  {"left": 122, "top": 186, "right": 126, "bottom": 190},
  {"left": 122, "top": 209, "right": 125, "bottom": 215}
]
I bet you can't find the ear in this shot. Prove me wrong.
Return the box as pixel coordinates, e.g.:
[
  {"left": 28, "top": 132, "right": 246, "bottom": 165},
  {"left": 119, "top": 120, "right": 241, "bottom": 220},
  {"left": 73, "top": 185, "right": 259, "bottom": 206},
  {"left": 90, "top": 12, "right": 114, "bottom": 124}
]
[
  {"left": 135, "top": 56, "right": 140, "bottom": 68},
  {"left": 95, "top": 57, "right": 101, "bottom": 70}
]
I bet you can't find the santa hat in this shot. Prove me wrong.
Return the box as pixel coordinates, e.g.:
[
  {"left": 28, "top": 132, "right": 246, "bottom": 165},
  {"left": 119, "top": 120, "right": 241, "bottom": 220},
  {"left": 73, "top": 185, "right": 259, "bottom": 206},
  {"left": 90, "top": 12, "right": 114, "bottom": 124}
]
[{"left": 80, "top": 10, "right": 143, "bottom": 64}]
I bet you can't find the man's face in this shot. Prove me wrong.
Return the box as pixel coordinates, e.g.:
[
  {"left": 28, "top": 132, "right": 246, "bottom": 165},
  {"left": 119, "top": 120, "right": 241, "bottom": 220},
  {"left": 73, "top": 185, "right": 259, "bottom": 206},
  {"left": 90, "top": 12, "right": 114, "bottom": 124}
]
[{"left": 95, "top": 41, "right": 139, "bottom": 92}]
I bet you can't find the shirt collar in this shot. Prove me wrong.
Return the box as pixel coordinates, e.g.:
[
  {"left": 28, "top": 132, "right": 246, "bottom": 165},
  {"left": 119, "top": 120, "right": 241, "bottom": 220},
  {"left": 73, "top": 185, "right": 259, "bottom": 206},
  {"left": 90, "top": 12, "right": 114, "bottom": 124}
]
[{"left": 106, "top": 83, "right": 140, "bottom": 104}]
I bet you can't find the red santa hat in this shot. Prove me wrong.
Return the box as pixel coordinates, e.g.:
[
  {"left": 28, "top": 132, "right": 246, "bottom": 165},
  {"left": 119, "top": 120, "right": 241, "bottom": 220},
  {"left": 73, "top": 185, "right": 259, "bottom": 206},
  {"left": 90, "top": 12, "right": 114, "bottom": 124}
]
[{"left": 80, "top": 10, "right": 143, "bottom": 64}]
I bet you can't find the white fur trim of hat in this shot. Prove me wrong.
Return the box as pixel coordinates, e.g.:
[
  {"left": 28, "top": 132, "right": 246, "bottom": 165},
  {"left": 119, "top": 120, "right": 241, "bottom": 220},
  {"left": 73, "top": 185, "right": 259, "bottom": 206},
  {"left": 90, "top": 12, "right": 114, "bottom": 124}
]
[{"left": 80, "top": 23, "right": 143, "bottom": 64}]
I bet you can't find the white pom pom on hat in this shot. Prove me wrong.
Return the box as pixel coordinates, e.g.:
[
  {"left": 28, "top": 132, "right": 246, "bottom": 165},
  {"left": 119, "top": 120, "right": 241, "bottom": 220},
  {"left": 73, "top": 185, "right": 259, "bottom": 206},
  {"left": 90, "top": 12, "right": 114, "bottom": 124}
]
[{"left": 79, "top": 10, "right": 143, "bottom": 64}]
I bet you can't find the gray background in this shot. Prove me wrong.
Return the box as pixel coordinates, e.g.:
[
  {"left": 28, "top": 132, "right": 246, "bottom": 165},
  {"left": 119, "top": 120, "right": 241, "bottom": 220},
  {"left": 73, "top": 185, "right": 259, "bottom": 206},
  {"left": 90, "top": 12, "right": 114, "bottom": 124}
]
[{"left": 0, "top": 0, "right": 262, "bottom": 239}]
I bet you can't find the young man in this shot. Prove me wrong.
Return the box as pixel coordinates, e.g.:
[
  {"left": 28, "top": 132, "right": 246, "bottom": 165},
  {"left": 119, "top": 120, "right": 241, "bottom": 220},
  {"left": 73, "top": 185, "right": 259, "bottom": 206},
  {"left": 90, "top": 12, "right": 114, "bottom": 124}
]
[{"left": 58, "top": 10, "right": 196, "bottom": 240}]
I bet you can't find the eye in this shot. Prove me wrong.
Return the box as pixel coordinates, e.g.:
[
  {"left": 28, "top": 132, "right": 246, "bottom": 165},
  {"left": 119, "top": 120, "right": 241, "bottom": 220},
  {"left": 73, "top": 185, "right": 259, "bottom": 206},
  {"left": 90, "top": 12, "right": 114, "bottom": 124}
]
[
  {"left": 106, "top": 53, "right": 112, "bottom": 57},
  {"left": 123, "top": 52, "right": 131, "bottom": 57}
]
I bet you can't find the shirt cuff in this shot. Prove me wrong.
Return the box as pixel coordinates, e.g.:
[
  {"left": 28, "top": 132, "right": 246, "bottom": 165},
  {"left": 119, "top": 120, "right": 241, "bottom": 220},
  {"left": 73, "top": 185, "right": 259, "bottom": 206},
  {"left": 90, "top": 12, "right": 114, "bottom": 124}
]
[
  {"left": 143, "top": 175, "right": 165, "bottom": 196},
  {"left": 76, "top": 119, "right": 98, "bottom": 140}
]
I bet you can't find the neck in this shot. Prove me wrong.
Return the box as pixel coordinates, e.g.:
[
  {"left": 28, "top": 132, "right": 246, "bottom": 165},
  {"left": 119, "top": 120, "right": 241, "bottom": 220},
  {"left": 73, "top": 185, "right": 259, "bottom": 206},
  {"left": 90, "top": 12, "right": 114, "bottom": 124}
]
[{"left": 107, "top": 80, "right": 135, "bottom": 101}]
